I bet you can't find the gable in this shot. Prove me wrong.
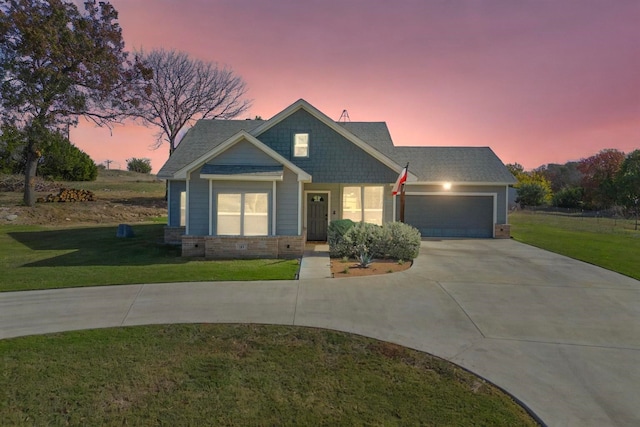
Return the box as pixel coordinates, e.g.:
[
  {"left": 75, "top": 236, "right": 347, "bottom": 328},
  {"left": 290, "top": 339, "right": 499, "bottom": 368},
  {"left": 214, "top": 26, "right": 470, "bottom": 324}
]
[{"left": 257, "top": 109, "right": 400, "bottom": 183}]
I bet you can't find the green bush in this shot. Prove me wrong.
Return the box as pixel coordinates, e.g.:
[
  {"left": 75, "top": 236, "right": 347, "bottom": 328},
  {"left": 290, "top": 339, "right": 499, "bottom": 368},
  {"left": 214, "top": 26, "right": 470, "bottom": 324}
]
[
  {"left": 343, "top": 222, "right": 385, "bottom": 265},
  {"left": 380, "top": 222, "right": 421, "bottom": 260},
  {"left": 328, "top": 221, "right": 421, "bottom": 262},
  {"left": 38, "top": 133, "right": 97, "bottom": 181},
  {"left": 328, "top": 219, "right": 356, "bottom": 258},
  {"left": 127, "top": 158, "right": 152, "bottom": 174}
]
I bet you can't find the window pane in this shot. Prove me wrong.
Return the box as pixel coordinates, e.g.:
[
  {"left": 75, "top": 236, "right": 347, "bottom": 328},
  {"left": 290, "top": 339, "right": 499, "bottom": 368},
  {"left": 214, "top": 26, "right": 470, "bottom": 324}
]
[
  {"left": 363, "top": 186, "right": 384, "bottom": 225},
  {"left": 342, "top": 186, "right": 362, "bottom": 222},
  {"left": 244, "top": 193, "right": 268, "bottom": 236},
  {"left": 294, "top": 133, "right": 309, "bottom": 157},
  {"left": 179, "top": 191, "right": 186, "bottom": 227},
  {"left": 217, "top": 193, "right": 241, "bottom": 235}
]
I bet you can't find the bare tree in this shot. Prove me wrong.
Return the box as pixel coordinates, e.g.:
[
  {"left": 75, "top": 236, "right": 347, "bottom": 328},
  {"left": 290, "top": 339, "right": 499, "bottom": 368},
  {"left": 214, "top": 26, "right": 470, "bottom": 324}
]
[{"left": 133, "top": 49, "right": 251, "bottom": 156}]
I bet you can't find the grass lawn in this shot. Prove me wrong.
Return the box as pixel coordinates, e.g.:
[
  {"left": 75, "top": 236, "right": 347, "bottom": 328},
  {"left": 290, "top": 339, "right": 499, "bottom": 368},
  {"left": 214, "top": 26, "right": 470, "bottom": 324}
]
[
  {"left": 0, "top": 324, "right": 539, "bottom": 426},
  {"left": 0, "top": 223, "right": 298, "bottom": 292},
  {"left": 509, "top": 211, "right": 640, "bottom": 280}
]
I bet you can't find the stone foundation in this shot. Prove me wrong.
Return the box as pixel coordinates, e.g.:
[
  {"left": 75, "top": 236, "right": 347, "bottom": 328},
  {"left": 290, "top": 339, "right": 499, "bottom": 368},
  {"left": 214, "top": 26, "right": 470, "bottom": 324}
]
[
  {"left": 494, "top": 224, "right": 511, "bottom": 239},
  {"left": 181, "top": 234, "right": 306, "bottom": 259},
  {"left": 164, "top": 226, "right": 186, "bottom": 245}
]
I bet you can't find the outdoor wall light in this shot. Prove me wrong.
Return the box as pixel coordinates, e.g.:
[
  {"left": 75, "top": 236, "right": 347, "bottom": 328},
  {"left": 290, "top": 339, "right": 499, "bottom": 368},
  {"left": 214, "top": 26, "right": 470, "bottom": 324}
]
[{"left": 443, "top": 182, "right": 452, "bottom": 190}]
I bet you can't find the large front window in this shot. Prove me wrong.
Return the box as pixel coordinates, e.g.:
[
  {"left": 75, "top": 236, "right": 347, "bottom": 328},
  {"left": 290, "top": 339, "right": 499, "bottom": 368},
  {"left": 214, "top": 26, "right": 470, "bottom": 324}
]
[
  {"left": 217, "top": 192, "right": 269, "bottom": 236},
  {"left": 342, "top": 186, "right": 384, "bottom": 225}
]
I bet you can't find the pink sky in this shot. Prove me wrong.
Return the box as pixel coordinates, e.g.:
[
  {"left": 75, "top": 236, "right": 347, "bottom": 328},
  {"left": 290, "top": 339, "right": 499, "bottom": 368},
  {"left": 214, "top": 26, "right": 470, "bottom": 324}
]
[{"left": 71, "top": 0, "right": 640, "bottom": 172}]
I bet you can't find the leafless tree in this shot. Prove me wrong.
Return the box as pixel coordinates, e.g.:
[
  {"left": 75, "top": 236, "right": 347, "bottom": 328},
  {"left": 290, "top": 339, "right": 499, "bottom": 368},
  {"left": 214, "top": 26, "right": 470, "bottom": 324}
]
[{"left": 133, "top": 49, "right": 251, "bottom": 156}]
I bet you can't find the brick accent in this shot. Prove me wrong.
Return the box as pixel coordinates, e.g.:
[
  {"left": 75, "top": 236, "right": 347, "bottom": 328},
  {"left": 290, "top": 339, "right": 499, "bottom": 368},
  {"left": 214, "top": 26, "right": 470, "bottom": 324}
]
[
  {"left": 182, "top": 236, "right": 205, "bottom": 257},
  {"left": 164, "top": 226, "right": 186, "bottom": 244},
  {"left": 494, "top": 224, "right": 511, "bottom": 239},
  {"left": 180, "top": 234, "right": 305, "bottom": 259}
]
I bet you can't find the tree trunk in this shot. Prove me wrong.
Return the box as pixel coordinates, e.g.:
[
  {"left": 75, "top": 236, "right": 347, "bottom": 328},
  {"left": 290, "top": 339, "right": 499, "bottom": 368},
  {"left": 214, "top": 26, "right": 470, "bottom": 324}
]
[{"left": 23, "top": 147, "right": 39, "bottom": 207}]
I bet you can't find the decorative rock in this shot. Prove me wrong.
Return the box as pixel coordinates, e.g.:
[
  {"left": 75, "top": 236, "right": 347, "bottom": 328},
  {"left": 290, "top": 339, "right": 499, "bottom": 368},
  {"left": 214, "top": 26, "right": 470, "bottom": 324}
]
[
  {"left": 116, "top": 224, "right": 135, "bottom": 238},
  {"left": 6, "top": 214, "right": 18, "bottom": 221}
]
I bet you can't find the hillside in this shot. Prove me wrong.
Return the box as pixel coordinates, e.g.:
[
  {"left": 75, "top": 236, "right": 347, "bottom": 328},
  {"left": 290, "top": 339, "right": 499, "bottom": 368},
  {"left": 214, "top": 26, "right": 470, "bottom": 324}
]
[{"left": 0, "top": 169, "right": 166, "bottom": 225}]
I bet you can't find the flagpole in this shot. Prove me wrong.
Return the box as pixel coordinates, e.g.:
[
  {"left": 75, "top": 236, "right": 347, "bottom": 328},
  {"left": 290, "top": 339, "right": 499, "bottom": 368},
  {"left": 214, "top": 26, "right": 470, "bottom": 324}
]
[{"left": 400, "top": 162, "right": 408, "bottom": 223}]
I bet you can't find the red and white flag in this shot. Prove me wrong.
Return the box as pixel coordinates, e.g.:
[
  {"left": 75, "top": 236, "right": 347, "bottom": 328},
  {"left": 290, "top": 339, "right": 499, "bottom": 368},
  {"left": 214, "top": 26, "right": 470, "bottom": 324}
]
[{"left": 392, "top": 167, "right": 407, "bottom": 195}]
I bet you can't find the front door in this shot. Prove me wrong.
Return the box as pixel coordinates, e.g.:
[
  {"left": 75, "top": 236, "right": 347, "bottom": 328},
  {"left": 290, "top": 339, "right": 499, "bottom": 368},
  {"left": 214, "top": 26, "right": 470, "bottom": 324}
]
[{"left": 307, "top": 193, "right": 328, "bottom": 241}]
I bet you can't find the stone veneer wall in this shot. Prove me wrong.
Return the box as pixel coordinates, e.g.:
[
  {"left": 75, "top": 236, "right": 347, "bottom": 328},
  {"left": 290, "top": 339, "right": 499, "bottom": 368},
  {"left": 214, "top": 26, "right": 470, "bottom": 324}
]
[
  {"left": 494, "top": 224, "right": 511, "bottom": 239},
  {"left": 181, "top": 234, "right": 306, "bottom": 259},
  {"left": 164, "top": 226, "right": 186, "bottom": 245}
]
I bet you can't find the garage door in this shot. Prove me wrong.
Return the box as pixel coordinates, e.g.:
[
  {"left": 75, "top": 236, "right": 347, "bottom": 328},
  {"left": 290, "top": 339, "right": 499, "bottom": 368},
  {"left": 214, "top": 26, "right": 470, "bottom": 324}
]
[{"left": 403, "top": 195, "right": 494, "bottom": 238}]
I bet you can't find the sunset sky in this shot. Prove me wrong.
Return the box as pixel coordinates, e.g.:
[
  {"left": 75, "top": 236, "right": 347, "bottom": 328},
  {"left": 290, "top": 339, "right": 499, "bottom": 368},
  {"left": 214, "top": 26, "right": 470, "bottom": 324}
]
[{"left": 71, "top": 0, "right": 640, "bottom": 172}]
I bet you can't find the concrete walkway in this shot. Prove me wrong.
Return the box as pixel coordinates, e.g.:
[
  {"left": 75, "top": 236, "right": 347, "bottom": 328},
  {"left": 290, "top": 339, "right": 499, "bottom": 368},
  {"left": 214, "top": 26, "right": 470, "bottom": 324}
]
[
  {"left": 298, "top": 243, "right": 332, "bottom": 279},
  {"left": 1, "top": 239, "right": 639, "bottom": 426}
]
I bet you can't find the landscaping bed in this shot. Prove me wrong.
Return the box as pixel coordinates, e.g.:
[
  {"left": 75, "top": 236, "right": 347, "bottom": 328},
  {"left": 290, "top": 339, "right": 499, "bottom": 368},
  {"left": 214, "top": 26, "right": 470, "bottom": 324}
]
[{"left": 331, "top": 258, "right": 411, "bottom": 277}]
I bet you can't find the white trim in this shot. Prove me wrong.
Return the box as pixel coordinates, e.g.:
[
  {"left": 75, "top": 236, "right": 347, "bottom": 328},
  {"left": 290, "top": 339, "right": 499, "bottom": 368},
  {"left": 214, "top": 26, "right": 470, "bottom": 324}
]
[
  {"left": 272, "top": 180, "right": 277, "bottom": 236},
  {"left": 185, "top": 175, "right": 190, "bottom": 235},
  {"left": 250, "top": 99, "right": 417, "bottom": 180},
  {"left": 304, "top": 190, "right": 331, "bottom": 240},
  {"left": 166, "top": 181, "right": 171, "bottom": 226},
  {"left": 405, "top": 191, "right": 498, "bottom": 237},
  {"left": 174, "top": 130, "right": 312, "bottom": 182},
  {"left": 392, "top": 191, "right": 397, "bottom": 222},
  {"left": 200, "top": 174, "right": 283, "bottom": 182},
  {"left": 406, "top": 181, "right": 515, "bottom": 187},
  {"left": 208, "top": 180, "right": 213, "bottom": 236},
  {"left": 298, "top": 181, "right": 303, "bottom": 235}
]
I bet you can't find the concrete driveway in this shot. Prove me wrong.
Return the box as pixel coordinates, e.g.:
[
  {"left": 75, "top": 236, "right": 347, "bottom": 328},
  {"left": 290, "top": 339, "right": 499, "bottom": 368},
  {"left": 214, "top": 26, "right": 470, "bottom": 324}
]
[{"left": 1, "top": 239, "right": 639, "bottom": 426}]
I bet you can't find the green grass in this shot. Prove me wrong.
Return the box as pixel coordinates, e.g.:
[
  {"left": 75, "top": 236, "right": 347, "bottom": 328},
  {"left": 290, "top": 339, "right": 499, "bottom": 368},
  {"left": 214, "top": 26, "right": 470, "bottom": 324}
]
[
  {"left": 0, "top": 224, "right": 298, "bottom": 292},
  {"left": 510, "top": 211, "right": 640, "bottom": 280},
  {"left": 0, "top": 324, "right": 538, "bottom": 426}
]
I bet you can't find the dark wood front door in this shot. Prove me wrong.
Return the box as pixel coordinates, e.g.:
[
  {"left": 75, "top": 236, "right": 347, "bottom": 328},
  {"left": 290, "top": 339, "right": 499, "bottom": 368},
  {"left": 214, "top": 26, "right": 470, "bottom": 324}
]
[{"left": 307, "top": 193, "right": 328, "bottom": 241}]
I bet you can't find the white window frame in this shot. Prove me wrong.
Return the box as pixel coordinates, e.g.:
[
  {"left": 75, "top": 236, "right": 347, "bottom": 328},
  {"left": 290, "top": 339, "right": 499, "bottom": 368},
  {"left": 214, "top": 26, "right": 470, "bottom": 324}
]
[
  {"left": 293, "top": 133, "right": 309, "bottom": 158},
  {"left": 216, "top": 192, "right": 270, "bottom": 236},
  {"left": 342, "top": 185, "right": 384, "bottom": 225},
  {"left": 179, "top": 191, "right": 186, "bottom": 227}
]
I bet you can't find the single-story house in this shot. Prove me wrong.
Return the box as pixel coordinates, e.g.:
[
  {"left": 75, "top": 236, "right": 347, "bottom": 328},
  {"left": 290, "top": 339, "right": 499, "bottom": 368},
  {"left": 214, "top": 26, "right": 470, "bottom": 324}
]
[{"left": 157, "top": 99, "right": 516, "bottom": 259}]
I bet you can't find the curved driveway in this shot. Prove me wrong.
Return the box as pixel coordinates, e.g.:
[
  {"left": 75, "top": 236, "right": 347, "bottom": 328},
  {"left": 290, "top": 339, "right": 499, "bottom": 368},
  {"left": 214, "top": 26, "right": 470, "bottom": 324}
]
[{"left": 1, "top": 239, "right": 639, "bottom": 426}]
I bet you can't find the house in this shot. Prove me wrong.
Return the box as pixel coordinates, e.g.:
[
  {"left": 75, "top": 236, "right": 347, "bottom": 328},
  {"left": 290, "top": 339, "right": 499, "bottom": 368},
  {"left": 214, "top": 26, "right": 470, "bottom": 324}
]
[{"left": 157, "top": 99, "right": 516, "bottom": 259}]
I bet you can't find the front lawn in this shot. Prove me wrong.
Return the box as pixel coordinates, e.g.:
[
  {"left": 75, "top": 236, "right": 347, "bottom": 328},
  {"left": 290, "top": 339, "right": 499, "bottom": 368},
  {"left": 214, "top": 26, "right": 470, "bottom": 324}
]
[
  {"left": 509, "top": 211, "right": 640, "bottom": 280},
  {"left": 0, "top": 224, "right": 298, "bottom": 292},
  {"left": 0, "top": 324, "right": 539, "bottom": 426}
]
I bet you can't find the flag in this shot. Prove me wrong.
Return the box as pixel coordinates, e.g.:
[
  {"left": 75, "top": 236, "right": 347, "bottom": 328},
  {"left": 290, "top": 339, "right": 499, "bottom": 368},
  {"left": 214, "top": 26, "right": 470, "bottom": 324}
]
[{"left": 392, "top": 166, "right": 407, "bottom": 195}]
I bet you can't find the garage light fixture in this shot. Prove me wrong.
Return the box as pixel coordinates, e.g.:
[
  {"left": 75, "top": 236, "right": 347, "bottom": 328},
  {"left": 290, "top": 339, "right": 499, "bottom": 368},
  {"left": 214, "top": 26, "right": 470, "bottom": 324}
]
[{"left": 443, "top": 182, "right": 452, "bottom": 190}]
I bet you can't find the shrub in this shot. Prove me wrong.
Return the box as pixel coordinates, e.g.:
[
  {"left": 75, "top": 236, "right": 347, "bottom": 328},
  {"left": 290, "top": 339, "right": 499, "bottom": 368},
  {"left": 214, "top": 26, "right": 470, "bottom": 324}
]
[
  {"left": 552, "top": 186, "right": 584, "bottom": 209},
  {"left": 328, "top": 221, "right": 422, "bottom": 262},
  {"left": 328, "top": 219, "right": 356, "bottom": 258},
  {"left": 127, "top": 157, "right": 152, "bottom": 174},
  {"left": 38, "top": 133, "right": 97, "bottom": 181},
  {"left": 342, "top": 222, "right": 385, "bottom": 266},
  {"left": 380, "top": 222, "right": 421, "bottom": 260}
]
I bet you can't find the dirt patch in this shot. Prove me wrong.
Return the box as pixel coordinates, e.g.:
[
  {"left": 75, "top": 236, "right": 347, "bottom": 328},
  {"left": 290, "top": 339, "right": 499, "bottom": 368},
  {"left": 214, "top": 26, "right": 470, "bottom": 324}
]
[
  {"left": 0, "top": 171, "right": 166, "bottom": 226},
  {"left": 331, "top": 258, "right": 412, "bottom": 277}
]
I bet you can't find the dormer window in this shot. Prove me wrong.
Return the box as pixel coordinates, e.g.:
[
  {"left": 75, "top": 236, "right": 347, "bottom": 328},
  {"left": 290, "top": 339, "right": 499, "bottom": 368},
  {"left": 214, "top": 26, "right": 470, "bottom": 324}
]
[{"left": 294, "top": 133, "right": 309, "bottom": 157}]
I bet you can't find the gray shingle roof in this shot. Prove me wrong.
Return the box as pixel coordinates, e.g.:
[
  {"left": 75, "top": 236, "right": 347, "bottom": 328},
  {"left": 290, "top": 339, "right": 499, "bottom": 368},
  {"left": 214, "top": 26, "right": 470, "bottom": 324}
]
[
  {"left": 340, "top": 122, "right": 516, "bottom": 183},
  {"left": 157, "top": 120, "right": 263, "bottom": 178},
  {"left": 159, "top": 118, "right": 516, "bottom": 184}
]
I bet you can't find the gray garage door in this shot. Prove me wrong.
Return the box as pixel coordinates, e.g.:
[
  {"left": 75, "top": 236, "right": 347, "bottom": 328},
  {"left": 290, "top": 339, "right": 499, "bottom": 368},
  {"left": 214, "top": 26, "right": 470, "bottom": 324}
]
[{"left": 403, "top": 195, "right": 494, "bottom": 238}]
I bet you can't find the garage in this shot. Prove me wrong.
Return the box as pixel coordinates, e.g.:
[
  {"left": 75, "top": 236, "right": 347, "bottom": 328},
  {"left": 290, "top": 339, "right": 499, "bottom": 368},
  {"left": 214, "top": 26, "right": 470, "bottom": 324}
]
[{"left": 403, "top": 194, "right": 495, "bottom": 238}]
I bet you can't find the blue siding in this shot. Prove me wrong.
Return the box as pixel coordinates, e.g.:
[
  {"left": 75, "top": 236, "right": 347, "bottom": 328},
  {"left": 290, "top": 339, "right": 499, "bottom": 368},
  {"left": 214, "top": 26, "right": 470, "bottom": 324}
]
[
  {"left": 187, "top": 171, "right": 210, "bottom": 235},
  {"left": 276, "top": 168, "right": 300, "bottom": 235},
  {"left": 257, "top": 109, "right": 398, "bottom": 183},
  {"left": 207, "top": 139, "right": 280, "bottom": 166},
  {"left": 168, "top": 180, "right": 185, "bottom": 227}
]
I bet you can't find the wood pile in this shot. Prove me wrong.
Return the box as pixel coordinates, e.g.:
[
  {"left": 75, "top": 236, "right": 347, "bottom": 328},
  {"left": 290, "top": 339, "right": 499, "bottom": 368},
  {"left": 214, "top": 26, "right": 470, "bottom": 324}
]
[{"left": 38, "top": 188, "right": 96, "bottom": 203}]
